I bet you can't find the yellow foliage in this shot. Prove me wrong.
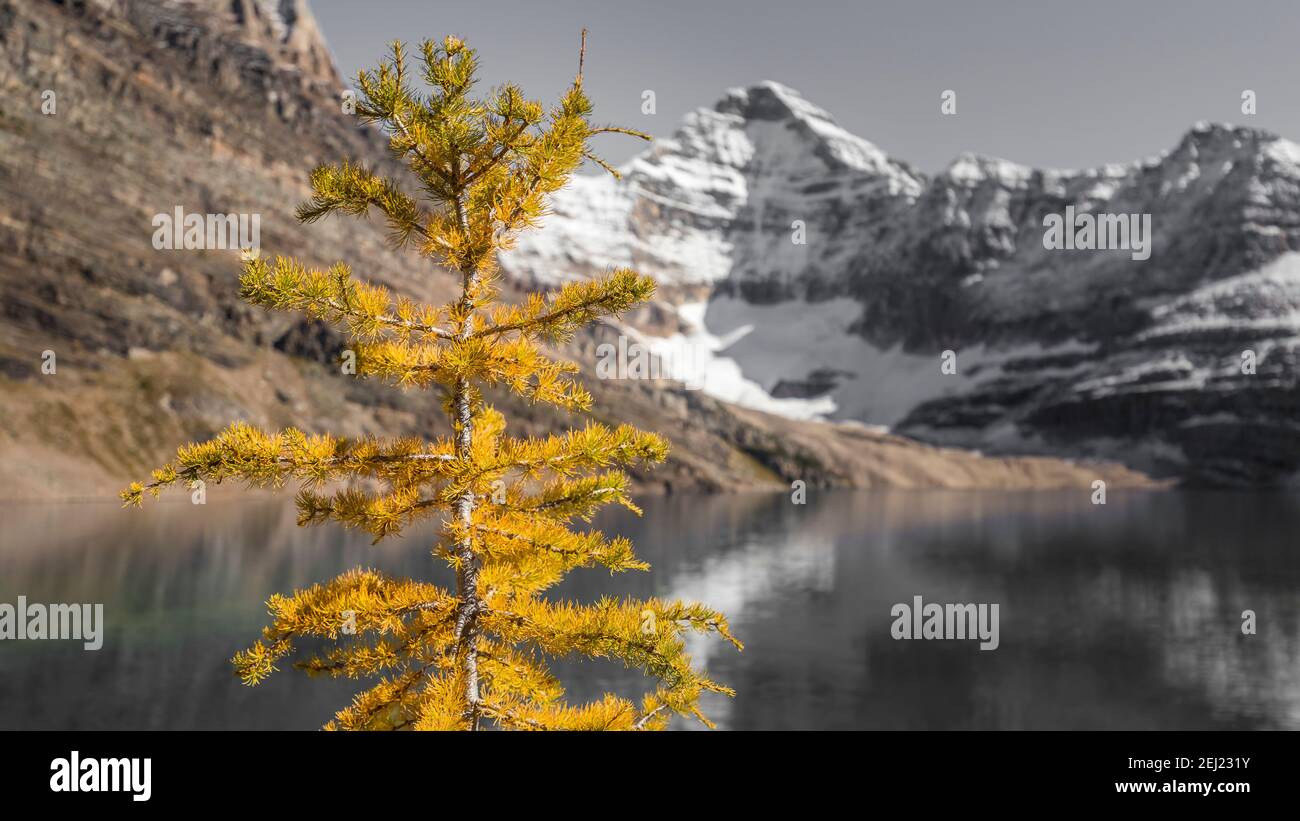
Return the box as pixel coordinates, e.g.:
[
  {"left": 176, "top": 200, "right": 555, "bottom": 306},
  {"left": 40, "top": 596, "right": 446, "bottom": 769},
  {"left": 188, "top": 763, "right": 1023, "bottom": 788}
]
[{"left": 122, "top": 32, "right": 738, "bottom": 730}]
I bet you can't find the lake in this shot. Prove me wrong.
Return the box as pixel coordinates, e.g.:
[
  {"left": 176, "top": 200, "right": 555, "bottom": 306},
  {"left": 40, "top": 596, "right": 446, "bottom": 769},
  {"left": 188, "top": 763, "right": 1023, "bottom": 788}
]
[{"left": 1, "top": 488, "right": 1297, "bottom": 730}]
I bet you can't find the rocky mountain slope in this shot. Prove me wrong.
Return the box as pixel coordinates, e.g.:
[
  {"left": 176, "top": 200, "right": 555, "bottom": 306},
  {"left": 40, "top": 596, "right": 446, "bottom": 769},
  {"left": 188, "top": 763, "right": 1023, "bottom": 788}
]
[
  {"left": 504, "top": 81, "right": 1300, "bottom": 485},
  {"left": 0, "top": 0, "right": 1144, "bottom": 499}
]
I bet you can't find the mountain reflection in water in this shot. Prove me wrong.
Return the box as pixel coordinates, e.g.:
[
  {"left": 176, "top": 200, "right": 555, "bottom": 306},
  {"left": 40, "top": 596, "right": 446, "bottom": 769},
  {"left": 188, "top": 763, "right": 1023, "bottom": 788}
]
[{"left": 0, "top": 489, "right": 1296, "bottom": 729}]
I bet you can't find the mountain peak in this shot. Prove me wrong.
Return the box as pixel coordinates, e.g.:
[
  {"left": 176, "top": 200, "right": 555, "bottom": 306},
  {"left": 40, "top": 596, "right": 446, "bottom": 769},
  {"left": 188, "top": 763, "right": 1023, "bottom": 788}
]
[
  {"left": 699, "top": 81, "right": 916, "bottom": 182},
  {"left": 1174, "top": 121, "right": 1277, "bottom": 155},
  {"left": 714, "top": 81, "right": 836, "bottom": 125}
]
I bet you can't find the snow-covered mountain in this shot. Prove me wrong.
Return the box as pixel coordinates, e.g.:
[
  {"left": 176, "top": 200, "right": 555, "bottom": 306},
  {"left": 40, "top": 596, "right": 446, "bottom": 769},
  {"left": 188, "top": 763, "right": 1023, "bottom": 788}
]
[
  {"left": 502, "top": 83, "right": 1300, "bottom": 485},
  {"left": 505, "top": 82, "right": 922, "bottom": 295}
]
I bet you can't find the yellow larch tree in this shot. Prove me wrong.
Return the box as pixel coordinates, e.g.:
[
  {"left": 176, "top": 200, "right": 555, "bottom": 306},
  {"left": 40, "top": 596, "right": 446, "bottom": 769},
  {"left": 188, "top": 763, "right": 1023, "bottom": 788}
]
[{"left": 121, "top": 33, "right": 740, "bottom": 730}]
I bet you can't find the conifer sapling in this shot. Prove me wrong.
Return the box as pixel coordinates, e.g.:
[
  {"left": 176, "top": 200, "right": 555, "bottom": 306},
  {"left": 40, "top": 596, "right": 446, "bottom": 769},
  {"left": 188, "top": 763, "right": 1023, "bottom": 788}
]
[{"left": 122, "top": 32, "right": 741, "bottom": 730}]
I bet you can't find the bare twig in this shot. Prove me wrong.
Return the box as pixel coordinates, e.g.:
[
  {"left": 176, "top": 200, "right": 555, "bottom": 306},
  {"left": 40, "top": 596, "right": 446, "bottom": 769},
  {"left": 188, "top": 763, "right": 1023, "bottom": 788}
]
[{"left": 577, "top": 28, "right": 587, "bottom": 82}]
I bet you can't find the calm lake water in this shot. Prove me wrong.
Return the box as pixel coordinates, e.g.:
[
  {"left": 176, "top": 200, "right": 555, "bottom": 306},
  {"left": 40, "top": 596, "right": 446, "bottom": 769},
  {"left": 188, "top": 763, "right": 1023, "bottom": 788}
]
[{"left": 1, "top": 489, "right": 1297, "bottom": 730}]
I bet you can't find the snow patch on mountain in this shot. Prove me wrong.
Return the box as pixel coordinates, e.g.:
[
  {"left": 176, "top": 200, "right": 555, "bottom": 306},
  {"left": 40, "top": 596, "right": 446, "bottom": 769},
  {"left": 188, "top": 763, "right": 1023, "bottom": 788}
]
[
  {"left": 1140, "top": 252, "right": 1300, "bottom": 341},
  {"left": 626, "top": 302, "right": 837, "bottom": 420},
  {"left": 642, "top": 297, "right": 1101, "bottom": 429},
  {"left": 1264, "top": 138, "right": 1300, "bottom": 175},
  {"left": 944, "top": 153, "right": 1034, "bottom": 187}
]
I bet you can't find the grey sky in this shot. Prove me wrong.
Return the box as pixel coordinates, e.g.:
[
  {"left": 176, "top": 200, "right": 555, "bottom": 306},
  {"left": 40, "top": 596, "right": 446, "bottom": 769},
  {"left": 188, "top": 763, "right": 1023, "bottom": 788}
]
[{"left": 313, "top": 0, "right": 1300, "bottom": 174}]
